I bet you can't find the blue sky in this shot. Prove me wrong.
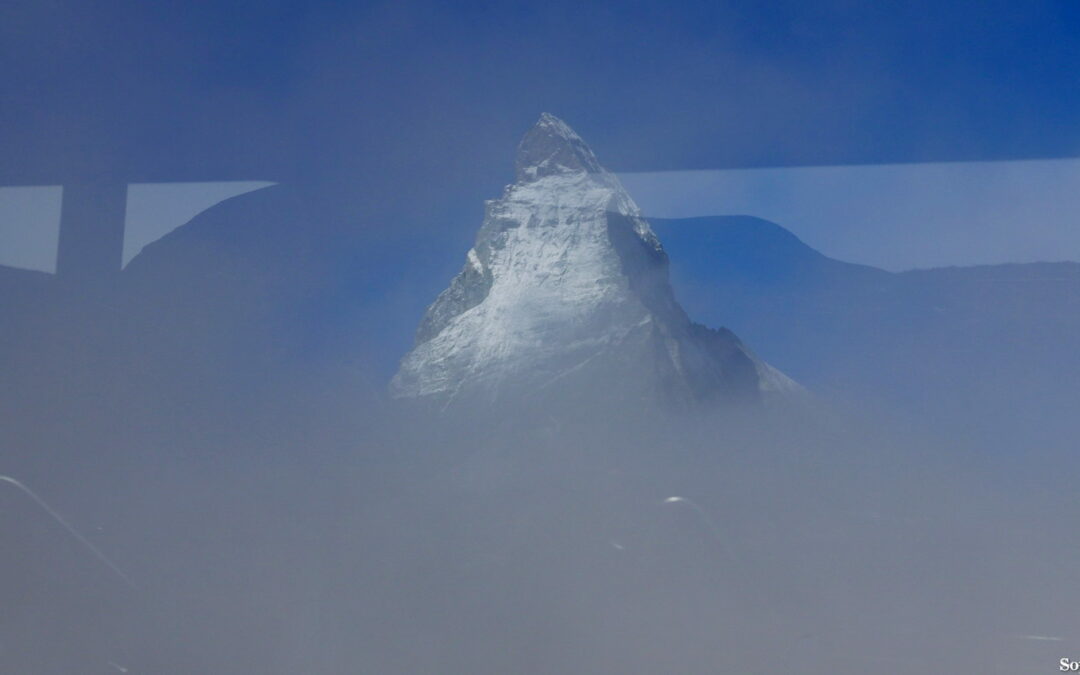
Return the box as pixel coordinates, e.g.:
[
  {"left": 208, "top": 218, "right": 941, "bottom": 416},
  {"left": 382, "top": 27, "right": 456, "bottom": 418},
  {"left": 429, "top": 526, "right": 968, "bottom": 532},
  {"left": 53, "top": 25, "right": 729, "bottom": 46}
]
[{"left": 3, "top": 0, "right": 1080, "bottom": 271}]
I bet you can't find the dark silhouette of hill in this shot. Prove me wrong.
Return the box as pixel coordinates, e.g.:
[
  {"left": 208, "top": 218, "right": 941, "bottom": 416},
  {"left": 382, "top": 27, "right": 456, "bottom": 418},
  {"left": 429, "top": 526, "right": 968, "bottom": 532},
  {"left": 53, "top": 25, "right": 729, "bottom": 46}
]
[
  {"left": 653, "top": 215, "right": 1080, "bottom": 447},
  {"left": 4, "top": 199, "right": 1079, "bottom": 452}
]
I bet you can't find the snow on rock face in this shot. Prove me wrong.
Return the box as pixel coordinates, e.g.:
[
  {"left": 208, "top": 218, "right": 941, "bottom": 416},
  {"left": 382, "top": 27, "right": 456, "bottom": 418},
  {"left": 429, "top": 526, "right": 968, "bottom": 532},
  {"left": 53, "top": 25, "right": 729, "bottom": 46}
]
[{"left": 391, "top": 113, "right": 795, "bottom": 408}]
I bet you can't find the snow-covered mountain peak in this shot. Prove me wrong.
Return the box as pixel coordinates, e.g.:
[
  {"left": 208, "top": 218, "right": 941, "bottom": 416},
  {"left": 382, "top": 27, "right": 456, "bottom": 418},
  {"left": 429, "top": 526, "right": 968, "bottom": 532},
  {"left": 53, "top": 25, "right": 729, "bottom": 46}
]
[
  {"left": 514, "top": 112, "right": 604, "bottom": 182},
  {"left": 391, "top": 114, "right": 798, "bottom": 409}
]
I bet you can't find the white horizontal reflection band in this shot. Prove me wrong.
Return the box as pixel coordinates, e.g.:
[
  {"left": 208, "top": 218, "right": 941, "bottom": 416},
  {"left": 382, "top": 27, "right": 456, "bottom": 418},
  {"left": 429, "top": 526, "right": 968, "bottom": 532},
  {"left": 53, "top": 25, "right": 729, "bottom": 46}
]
[
  {"left": 0, "top": 181, "right": 274, "bottom": 274},
  {"left": 0, "top": 185, "right": 62, "bottom": 273},
  {"left": 619, "top": 157, "right": 1080, "bottom": 271},
  {"left": 4, "top": 158, "right": 1080, "bottom": 273}
]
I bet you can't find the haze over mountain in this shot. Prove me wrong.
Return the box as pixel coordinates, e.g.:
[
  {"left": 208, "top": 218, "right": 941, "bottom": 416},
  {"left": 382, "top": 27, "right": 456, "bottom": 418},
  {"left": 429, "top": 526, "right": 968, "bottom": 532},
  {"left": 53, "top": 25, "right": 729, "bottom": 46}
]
[
  {"left": 4, "top": 123, "right": 1080, "bottom": 675},
  {"left": 3, "top": 183, "right": 1078, "bottom": 445}
]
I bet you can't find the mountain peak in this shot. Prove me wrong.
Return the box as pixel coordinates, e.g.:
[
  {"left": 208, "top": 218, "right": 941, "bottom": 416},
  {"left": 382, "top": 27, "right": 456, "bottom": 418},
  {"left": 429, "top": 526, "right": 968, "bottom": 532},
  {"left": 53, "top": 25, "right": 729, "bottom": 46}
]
[
  {"left": 391, "top": 114, "right": 798, "bottom": 409},
  {"left": 514, "top": 113, "right": 603, "bottom": 182}
]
